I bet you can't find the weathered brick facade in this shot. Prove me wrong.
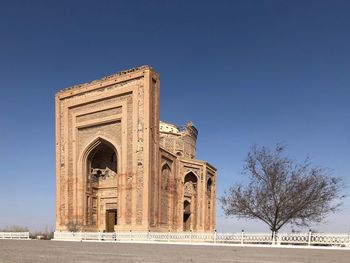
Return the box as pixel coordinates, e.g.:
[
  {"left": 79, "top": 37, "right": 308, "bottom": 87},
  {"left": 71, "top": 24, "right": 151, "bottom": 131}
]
[{"left": 55, "top": 66, "right": 216, "bottom": 232}]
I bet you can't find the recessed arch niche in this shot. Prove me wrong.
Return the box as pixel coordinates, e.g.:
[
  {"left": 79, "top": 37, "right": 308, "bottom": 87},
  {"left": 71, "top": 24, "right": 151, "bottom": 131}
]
[
  {"left": 83, "top": 137, "right": 119, "bottom": 231},
  {"left": 183, "top": 171, "right": 198, "bottom": 231}
]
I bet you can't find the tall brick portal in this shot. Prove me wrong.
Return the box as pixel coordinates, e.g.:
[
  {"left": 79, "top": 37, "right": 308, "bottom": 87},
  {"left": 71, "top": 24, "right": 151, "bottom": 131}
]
[{"left": 55, "top": 66, "right": 217, "bottom": 232}]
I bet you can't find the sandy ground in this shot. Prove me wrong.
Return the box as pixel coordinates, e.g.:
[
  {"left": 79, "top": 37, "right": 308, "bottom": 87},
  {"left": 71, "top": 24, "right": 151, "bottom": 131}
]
[{"left": 0, "top": 240, "right": 349, "bottom": 263}]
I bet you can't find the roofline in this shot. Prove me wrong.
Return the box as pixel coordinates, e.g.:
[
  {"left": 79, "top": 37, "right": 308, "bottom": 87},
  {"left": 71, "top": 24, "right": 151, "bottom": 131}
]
[
  {"left": 178, "top": 156, "right": 217, "bottom": 172},
  {"left": 56, "top": 65, "right": 159, "bottom": 99}
]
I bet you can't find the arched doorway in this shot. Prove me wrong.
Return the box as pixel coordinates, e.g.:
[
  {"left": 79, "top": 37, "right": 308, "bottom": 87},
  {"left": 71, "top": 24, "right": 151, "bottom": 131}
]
[
  {"left": 85, "top": 138, "right": 118, "bottom": 232},
  {"left": 183, "top": 172, "right": 198, "bottom": 231}
]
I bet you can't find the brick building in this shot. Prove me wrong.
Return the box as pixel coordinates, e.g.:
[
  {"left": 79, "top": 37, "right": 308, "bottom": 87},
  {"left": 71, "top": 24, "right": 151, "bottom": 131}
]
[{"left": 55, "top": 66, "right": 217, "bottom": 232}]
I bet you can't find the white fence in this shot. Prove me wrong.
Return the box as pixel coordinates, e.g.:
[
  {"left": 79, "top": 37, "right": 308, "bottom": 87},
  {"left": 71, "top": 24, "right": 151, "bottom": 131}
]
[
  {"left": 54, "top": 231, "right": 350, "bottom": 247},
  {"left": 0, "top": 232, "right": 30, "bottom": 240}
]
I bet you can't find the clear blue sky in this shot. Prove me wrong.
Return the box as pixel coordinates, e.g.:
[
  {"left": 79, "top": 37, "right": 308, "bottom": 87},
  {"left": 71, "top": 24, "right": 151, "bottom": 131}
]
[{"left": 0, "top": 0, "right": 349, "bottom": 232}]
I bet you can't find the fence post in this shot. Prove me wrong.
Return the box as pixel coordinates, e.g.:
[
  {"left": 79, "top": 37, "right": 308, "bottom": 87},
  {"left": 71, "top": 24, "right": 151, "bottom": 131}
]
[
  {"left": 308, "top": 229, "right": 312, "bottom": 246},
  {"left": 241, "top": 230, "right": 244, "bottom": 245},
  {"left": 214, "top": 229, "right": 217, "bottom": 244},
  {"left": 129, "top": 230, "right": 132, "bottom": 241},
  {"left": 168, "top": 230, "right": 170, "bottom": 242},
  {"left": 190, "top": 230, "right": 192, "bottom": 243},
  {"left": 276, "top": 231, "right": 281, "bottom": 246},
  {"left": 276, "top": 232, "right": 281, "bottom": 246}
]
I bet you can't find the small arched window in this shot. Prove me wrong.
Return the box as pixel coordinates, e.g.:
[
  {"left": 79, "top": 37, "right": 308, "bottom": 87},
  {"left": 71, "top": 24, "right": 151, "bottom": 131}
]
[{"left": 184, "top": 172, "right": 198, "bottom": 195}]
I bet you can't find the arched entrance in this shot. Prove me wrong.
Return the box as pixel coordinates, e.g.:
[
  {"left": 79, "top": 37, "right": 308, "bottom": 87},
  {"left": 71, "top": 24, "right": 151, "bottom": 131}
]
[
  {"left": 84, "top": 138, "right": 118, "bottom": 232},
  {"left": 183, "top": 172, "right": 198, "bottom": 231}
]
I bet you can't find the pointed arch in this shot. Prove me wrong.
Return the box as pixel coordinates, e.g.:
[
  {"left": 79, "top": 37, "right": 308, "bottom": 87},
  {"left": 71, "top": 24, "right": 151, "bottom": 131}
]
[
  {"left": 78, "top": 136, "right": 120, "bottom": 229},
  {"left": 184, "top": 171, "right": 198, "bottom": 192},
  {"left": 183, "top": 171, "right": 198, "bottom": 231},
  {"left": 80, "top": 136, "right": 120, "bottom": 166}
]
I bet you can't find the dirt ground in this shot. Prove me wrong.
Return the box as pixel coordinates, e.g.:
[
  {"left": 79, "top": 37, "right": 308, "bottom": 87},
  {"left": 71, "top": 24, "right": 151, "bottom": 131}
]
[{"left": 0, "top": 240, "right": 349, "bottom": 263}]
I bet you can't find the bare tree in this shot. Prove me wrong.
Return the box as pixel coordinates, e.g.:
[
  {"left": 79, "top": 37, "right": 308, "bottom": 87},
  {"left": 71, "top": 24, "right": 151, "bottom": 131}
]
[
  {"left": 220, "top": 144, "right": 344, "bottom": 233},
  {"left": 0, "top": 225, "right": 29, "bottom": 232}
]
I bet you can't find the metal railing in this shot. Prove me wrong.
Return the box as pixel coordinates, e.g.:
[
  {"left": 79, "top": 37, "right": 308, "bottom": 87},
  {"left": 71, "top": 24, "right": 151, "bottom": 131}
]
[
  {"left": 0, "top": 232, "right": 30, "bottom": 240},
  {"left": 53, "top": 230, "right": 350, "bottom": 247}
]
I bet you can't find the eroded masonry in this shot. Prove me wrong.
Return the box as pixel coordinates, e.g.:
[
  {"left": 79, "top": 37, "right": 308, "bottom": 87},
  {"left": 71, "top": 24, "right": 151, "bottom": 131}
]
[{"left": 55, "top": 66, "right": 217, "bottom": 232}]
